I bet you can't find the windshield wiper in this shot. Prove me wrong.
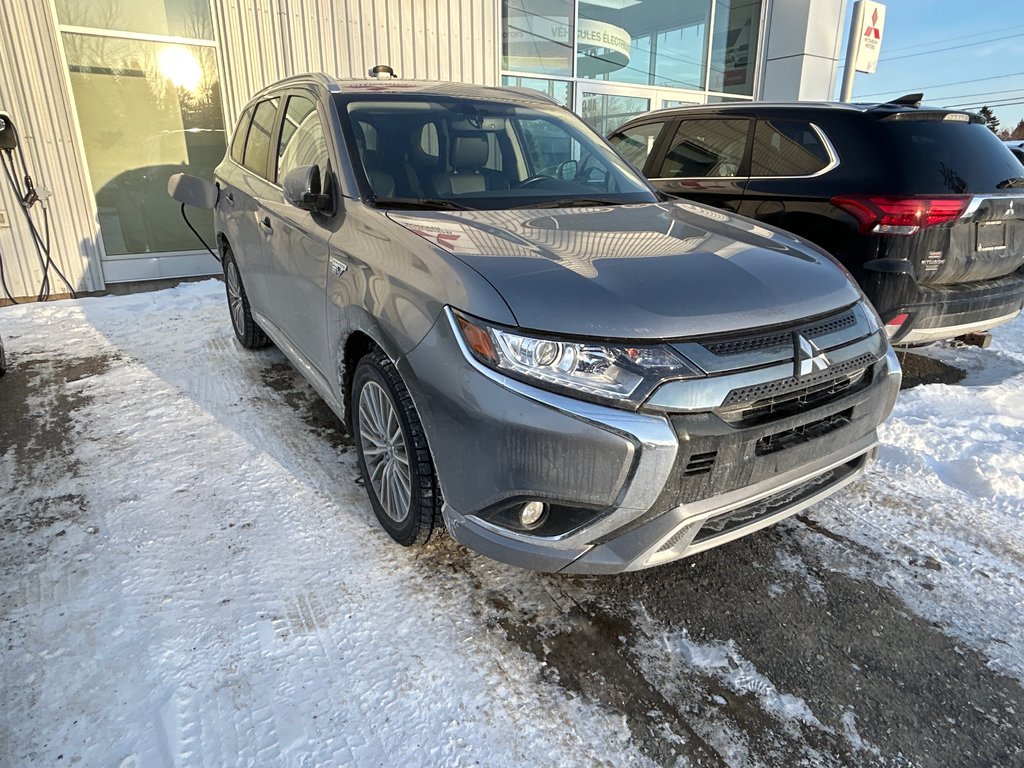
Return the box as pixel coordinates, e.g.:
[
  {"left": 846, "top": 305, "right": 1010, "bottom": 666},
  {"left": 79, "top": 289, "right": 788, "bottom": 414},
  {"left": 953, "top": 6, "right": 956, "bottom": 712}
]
[
  {"left": 996, "top": 177, "right": 1024, "bottom": 189},
  {"left": 373, "top": 196, "right": 471, "bottom": 211},
  {"left": 512, "top": 197, "right": 627, "bottom": 209}
]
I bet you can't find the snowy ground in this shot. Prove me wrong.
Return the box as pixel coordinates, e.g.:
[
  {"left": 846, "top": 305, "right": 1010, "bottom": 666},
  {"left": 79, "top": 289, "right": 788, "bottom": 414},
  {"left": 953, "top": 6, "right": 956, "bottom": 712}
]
[{"left": 1, "top": 280, "right": 1023, "bottom": 767}]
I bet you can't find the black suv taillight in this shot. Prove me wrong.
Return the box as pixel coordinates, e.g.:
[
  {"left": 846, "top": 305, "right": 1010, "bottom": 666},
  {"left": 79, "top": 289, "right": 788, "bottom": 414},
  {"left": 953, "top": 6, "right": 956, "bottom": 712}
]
[{"left": 831, "top": 195, "right": 971, "bottom": 235}]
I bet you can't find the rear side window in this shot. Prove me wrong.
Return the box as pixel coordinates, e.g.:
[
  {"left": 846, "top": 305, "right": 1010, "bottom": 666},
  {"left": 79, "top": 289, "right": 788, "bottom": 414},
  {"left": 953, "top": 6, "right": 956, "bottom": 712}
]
[
  {"left": 276, "top": 96, "right": 329, "bottom": 183},
  {"left": 242, "top": 97, "right": 280, "bottom": 178},
  {"left": 657, "top": 118, "right": 751, "bottom": 178},
  {"left": 879, "top": 119, "right": 1023, "bottom": 193},
  {"left": 609, "top": 121, "right": 668, "bottom": 171},
  {"left": 750, "top": 119, "right": 831, "bottom": 177},
  {"left": 229, "top": 106, "right": 253, "bottom": 164}
]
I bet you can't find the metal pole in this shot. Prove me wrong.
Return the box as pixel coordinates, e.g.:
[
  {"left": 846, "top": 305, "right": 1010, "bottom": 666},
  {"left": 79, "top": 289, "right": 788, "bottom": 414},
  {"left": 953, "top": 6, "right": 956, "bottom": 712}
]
[{"left": 840, "top": 0, "right": 865, "bottom": 102}]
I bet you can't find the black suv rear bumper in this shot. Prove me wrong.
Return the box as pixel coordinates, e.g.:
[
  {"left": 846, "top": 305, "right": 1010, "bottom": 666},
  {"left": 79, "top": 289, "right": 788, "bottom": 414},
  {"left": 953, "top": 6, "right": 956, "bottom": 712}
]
[{"left": 866, "top": 270, "right": 1024, "bottom": 345}]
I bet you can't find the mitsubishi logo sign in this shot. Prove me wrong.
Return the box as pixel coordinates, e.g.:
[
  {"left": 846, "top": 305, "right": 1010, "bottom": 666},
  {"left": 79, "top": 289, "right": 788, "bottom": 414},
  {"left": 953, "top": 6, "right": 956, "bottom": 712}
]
[
  {"left": 864, "top": 8, "right": 882, "bottom": 39},
  {"left": 794, "top": 333, "right": 831, "bottom": 378},
  {"left": 853, "top": 1, "right": 886, "bottom": 74}
]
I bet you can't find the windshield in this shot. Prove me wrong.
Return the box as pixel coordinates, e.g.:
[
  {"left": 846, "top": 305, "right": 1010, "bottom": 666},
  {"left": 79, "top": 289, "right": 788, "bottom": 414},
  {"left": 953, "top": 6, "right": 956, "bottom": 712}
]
[{"left": 340, "top": 95, "right": 658, "bottom": 209}]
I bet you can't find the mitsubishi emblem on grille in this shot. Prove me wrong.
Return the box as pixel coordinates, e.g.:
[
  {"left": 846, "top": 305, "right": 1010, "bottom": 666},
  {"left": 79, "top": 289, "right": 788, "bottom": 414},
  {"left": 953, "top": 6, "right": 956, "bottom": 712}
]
[{"left": 793, "top": 332, "right": 830, "bottom": 378}]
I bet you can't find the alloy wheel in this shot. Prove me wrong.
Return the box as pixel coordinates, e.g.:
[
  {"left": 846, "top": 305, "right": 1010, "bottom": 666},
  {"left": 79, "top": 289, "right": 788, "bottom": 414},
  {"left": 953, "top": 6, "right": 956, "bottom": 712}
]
[{"left": 358, "top": 380, "right": 412, "bottom": 522}]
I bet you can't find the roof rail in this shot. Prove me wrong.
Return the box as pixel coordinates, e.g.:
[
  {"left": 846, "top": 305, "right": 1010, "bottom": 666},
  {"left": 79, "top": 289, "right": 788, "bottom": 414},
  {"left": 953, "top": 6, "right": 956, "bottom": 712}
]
[{"left": 252, "top": 72, "right": 342, "bottom": 98}]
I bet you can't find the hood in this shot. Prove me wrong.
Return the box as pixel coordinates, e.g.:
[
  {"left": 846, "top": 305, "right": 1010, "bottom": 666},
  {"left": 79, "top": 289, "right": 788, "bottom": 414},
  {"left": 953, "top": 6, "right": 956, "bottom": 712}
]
[{"left": 388, "top": 201, "right": 862, "bottom": 339}]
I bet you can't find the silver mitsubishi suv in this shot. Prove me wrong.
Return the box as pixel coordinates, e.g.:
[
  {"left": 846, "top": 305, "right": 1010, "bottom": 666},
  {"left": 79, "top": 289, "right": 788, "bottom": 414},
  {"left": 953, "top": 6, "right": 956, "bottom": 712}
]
[{"left": 169, "top": 73, "right": 902, "bottom": 574}]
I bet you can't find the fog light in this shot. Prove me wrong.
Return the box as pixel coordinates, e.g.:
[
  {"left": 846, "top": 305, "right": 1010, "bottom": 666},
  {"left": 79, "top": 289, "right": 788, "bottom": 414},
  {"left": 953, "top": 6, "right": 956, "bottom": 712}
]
[{"left": 520, "top": 501, "right": 547, "bottom": 528}]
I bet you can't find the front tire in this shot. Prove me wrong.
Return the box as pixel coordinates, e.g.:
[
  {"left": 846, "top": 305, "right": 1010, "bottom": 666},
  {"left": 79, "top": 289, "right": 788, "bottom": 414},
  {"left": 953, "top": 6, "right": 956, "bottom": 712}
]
[
  {"left": 352, "top": 350, "right": 440, "bottom": 545},
  {"left": 223, "top": 249, "right": 269, "bottom": 349}
]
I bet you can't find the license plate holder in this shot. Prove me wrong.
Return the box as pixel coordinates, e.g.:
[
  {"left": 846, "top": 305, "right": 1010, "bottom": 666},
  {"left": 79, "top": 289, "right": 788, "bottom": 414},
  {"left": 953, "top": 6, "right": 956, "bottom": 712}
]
[{"left": 977, "top": 221, "right": 1006, "bottom": 251}]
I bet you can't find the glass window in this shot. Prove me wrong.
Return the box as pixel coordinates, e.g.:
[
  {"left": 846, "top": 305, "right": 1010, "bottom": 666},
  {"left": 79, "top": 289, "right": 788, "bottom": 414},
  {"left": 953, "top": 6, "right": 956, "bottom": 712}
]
[
  {"left": 578, "top": 0, "right": 711, "bottom": 90},
  {"left": 342, "top": 97, "right": 656, "bottom": 208},
  {"left": 657, "top": 118, "right": 750, "bottom": 178},
  {"left": 55, "top": 0, "right": 214, "bottom": 40},
  {"left": 750, "top": 120, "right": 830, "bottom": 177},
  {"left": 243, "top": 98, "right": 279, "bottom": 177},
  {"left": 502, "top": 0, "right": 574, "bottom": 77},
  {"left": 62, "top": 33, "right": 226, "bottom": 256},
  {"left": 579, "top": 91, "right": 650, "bottom": 136},
  {"left": 501, "top": 76, "right": 572, "bottom": 108},
  {"left": 418, "top": 123, "right": 440, "bottom": 158},
  {"left": 276, "top": 96, "right": 328, "bottom": 183},
  {"left": 879, "top": 120, "right": 1024, "bottom": 194},
  {"left": 608, "top": 121, "right": 669, "bottom": 170},
  {"left": 230, "top": 107, "right": 252, "bottom": 164},
  {"left": 709, "top": 0, "right": 762, "bottom": 96}
]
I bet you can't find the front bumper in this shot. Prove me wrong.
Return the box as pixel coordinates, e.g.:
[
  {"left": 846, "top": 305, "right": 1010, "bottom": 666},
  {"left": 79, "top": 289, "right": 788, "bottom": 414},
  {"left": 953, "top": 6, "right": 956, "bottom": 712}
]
[{"left": 401, "top": 311, "right": 901, "bottom": 574}]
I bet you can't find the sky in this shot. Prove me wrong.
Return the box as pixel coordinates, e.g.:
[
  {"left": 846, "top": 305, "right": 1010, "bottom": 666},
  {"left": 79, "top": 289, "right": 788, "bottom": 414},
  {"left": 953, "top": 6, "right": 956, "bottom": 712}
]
[{"left": 834, "top": 0, "right": 1024, "bottom": 133}]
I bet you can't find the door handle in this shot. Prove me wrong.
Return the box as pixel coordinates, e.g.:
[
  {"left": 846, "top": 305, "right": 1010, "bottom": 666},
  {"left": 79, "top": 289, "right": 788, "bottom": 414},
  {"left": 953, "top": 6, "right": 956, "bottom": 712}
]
[
  {"left": 224, "top": 191, "right": 234, "bottom": 205},
  {"left": 258, "top": 215, "right": 273, "bottom": 234}
]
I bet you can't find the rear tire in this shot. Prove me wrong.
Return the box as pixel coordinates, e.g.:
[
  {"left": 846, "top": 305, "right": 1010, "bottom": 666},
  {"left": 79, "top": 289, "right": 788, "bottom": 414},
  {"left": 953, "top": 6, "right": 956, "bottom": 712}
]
[
  {"left": 351, "top": 349, "right": 440, "bottom": 546},
  {"left": 223, "top": 249, "right": 269, "bottom": 349}
]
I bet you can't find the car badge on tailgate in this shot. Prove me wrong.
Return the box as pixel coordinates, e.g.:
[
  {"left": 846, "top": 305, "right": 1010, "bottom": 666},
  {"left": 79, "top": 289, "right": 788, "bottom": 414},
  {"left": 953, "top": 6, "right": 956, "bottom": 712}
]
[{"left": 794, "top": 333, "right": 830, "bottom": 378}]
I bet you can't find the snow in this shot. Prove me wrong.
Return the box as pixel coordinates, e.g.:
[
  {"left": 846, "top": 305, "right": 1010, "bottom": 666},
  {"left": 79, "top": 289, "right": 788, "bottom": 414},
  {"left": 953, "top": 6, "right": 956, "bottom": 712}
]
[
  {"left": 0, "top": 281, "right": 650, "bottom": 767},
  {"left": 805, "top": 322, "right": 1024, "bottom": 682},
  {"left": 3, "top": 279, "right": 1024, "bottom": 765},
  {"left": 638, "top": 630, "right": 824, "bottom": 729}
]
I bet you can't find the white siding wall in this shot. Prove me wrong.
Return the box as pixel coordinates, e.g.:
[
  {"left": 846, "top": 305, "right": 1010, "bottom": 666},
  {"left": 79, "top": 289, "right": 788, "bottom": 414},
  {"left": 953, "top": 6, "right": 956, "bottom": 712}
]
[
  {"left": 0, "top": 0, "right": 106, "bottom": 299},
  {"left": 214, "top": 0, "right": 499, "bottom": 126}
]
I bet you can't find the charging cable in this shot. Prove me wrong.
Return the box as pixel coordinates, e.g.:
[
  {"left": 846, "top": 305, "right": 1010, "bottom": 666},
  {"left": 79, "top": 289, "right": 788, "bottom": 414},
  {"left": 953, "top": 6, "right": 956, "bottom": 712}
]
[{"left": 0, "top": 112, "right": 77, "bottom": 302}]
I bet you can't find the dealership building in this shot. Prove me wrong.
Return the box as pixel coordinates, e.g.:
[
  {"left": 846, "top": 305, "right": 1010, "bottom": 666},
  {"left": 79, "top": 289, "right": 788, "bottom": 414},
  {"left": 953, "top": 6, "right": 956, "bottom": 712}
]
[{"left": 0, "top": 0, "right": 847, "bottom": 297}]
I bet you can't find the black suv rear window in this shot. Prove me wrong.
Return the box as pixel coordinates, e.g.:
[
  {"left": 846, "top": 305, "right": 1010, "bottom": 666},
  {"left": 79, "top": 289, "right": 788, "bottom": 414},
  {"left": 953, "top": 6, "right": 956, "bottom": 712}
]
[{"left": 879, "top": 119, "right": 1022, "bottom": 194}]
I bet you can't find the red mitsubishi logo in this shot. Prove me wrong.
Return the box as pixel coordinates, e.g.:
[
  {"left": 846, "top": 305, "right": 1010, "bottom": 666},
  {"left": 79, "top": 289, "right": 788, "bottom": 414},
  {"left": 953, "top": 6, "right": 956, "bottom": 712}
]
[{"left": 864, "top": 9, "right": 881, "bottom": 39}]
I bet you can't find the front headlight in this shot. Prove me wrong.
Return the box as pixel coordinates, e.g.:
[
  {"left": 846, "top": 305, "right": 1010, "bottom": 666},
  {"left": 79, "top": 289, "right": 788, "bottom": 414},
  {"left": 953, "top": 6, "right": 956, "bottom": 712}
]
[{"left": 452, "top": 310, "right": 701, "bottom": 407}]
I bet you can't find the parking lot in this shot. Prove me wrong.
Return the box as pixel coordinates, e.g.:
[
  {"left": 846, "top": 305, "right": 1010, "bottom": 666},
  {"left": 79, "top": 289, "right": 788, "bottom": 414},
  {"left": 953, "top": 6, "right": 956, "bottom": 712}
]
[{"left": 2, "top": 280, "right": 1023, "bottom": 767}]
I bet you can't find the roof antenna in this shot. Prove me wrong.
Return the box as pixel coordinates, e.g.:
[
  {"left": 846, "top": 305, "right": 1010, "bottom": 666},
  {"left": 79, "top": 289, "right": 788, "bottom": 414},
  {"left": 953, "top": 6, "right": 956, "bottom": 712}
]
[{"left": 368, "top": 64, "right": 397, "bottom": 79}]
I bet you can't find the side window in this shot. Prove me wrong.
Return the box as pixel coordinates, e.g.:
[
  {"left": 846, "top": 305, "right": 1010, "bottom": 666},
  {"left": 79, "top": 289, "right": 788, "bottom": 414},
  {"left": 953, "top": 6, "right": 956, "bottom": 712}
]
[
  {"left": 230, "top": 106, "right": 253, "bottom": 164},
  {"left": 276, "top": 95, "right": 329, "bottom": 183},
  {"left": 609, "top": 121, "right": 667, "bottom": 171},
  {"left": 657, "top": 118, "right": 751, "bottom": 178},
  {"left": 242, "top": 97, "right": 279, "bottom": 177},
  {"left": 515, "top": 117, "right": 578, "bottom": 174},
  {"left": 418, "top": 122, "right": 440, "bottom": 158},
  {"left": 750, "top": 119, "right": 831, "bottom": 177}
]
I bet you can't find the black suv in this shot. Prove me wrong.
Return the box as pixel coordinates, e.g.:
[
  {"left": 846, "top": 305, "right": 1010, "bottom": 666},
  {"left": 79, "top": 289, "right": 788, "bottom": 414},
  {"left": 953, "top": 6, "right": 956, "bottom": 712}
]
[{"left": 610, "top": 100, "right": 1024, "bottom": 345}]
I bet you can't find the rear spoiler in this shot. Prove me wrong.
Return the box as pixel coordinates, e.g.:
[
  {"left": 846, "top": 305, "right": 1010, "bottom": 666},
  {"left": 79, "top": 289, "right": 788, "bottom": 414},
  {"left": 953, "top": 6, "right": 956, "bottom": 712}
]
[{"left": 865, "top": 92, "right": 983, "bottom": 124}]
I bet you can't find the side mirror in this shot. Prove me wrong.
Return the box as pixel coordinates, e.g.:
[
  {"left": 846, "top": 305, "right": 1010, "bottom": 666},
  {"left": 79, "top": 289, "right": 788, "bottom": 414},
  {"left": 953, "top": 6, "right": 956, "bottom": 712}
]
[
  {"left": 556, "top": 159, "right": 578, "bottom": 180},
  {"left": 283, "top": 165, "right": 330, "bottom": 212},
  {"left": 167, "top": 173, "right": 218, "bottom": 209}
]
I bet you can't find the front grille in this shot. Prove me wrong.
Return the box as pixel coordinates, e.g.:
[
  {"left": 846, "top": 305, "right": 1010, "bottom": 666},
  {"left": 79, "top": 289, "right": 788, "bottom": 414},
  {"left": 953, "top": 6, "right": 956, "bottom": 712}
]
[
  {"left": 690, "top": 457, "right": 861, "bottom": 545},
  {"left": 756, "top": 409, "right": 853, "bottom": 456},
  {"left": 705, "top": 332, "right": 789, "bottom": 357},
  {"left": 802, "top": 310, "right": 856, "bottom": 339},
  {"left": 718, "top": 367, "right": 869, "bottom": 426},
  {"left": 704, "top": 309, "right": 856, "bottom": 358},
  {"left": 720, "top": 352, "right": 876, "bottom": 411}
]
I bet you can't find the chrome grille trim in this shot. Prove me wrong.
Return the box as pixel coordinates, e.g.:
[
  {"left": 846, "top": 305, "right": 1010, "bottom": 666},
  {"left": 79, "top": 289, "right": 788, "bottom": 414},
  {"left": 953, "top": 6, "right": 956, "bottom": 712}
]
[
  {"left": 674, "top": 303, "right": 872, "bottom": 374},
  {"left": 645, "top": 331, "right": 886, "bottom": 413}
]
